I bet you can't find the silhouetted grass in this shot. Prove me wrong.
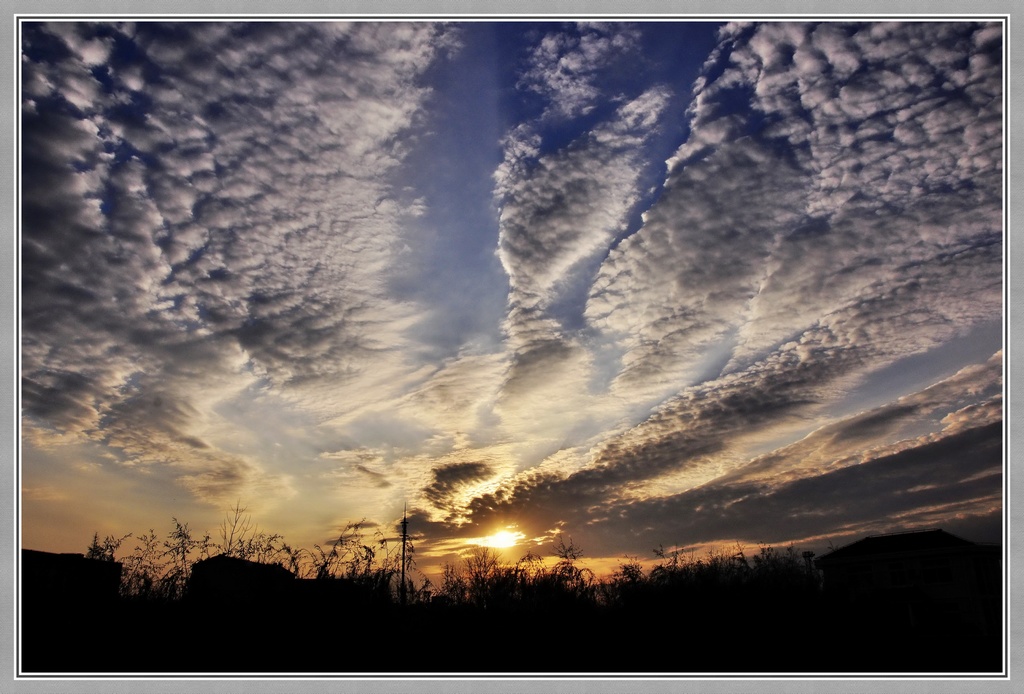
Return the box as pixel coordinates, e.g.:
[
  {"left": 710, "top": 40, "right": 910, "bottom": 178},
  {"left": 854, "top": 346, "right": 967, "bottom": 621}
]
[{"left": 19, "top": 513, "right": 1003, "bottom": 674}]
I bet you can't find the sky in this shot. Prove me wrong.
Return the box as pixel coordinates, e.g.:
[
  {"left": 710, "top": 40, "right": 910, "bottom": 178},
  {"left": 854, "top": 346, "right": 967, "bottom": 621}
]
[{"left": 19, "top": 19, "right": 1004, "bottom": 581}]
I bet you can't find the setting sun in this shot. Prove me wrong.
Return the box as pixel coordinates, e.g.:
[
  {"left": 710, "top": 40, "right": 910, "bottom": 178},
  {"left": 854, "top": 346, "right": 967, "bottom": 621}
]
[{"left": 478, "top": 529, "right": 525, "bottom": 548}]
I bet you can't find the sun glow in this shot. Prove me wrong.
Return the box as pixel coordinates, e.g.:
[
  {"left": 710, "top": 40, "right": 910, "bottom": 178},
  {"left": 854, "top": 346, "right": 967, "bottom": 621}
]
[{"left": 478, "top": 529, "right": 525, "bottom": 548}]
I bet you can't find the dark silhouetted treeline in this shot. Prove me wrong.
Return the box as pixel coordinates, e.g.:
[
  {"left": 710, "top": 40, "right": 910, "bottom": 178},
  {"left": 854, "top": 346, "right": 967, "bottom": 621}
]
[{"left": 20, "top": 507, "right": 1002, "bottom": 674}]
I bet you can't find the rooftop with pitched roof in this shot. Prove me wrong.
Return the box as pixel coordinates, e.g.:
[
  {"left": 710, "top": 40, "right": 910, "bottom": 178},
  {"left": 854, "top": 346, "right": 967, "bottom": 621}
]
[{"left": 815, "top": 529, "right": 996, "bottom": 566}]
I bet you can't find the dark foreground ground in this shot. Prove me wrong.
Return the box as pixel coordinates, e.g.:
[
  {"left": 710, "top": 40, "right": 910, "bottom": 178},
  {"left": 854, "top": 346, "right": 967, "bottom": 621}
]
[{"left": 20, "top": 589, "right": 1003, "bottom": 675}]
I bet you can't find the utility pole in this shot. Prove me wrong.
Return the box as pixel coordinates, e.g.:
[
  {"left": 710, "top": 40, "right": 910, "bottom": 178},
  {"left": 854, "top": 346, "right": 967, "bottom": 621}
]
[
  {"left": 802, "top": 550, "right": 816, "bottom": 577},
  {"left": 400, "top": 504, "right": 408, "bottom": 606}
]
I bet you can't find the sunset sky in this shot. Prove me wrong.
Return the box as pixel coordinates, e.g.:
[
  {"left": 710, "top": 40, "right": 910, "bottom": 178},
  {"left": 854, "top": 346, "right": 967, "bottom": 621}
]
[{"left": 20, "top": 18, "right": 1004, "bottom": 580}]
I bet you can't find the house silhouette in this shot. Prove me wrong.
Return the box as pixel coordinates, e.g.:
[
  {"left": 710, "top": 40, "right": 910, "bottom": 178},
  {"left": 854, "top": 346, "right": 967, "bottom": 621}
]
[
  {"left": 187, "top": 554, "right": 294, "bottom": 604},
  {"left": 814, "top": 529, "right": 1001, "bottom": 637},
  {"left": 21, "top": 548, "right": 122, "bottom": 607}
]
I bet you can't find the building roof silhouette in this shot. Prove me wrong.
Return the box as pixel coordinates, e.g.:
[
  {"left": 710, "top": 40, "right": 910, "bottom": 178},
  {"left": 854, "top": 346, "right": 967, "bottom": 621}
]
[{"left": 815, "top": 529, "right": 990, "bottom": 565}]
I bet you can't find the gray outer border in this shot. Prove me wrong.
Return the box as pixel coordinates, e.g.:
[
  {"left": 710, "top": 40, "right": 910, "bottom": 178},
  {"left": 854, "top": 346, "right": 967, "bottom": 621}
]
[{"left": 2, "top": 2, "right": 1017, "bottom": 692}]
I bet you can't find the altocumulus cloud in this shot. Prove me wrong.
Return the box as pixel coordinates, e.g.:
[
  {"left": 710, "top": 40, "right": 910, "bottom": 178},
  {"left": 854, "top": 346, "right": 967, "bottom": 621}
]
[
  {"left": 21, "top": 20, "right": 1002, "bottom": 570},
  {"left": 451, "top": 21, "right": 1002, "bottom": 558},
  {"left": 22, "top": 22, "right": 455, "bottom": 505}
]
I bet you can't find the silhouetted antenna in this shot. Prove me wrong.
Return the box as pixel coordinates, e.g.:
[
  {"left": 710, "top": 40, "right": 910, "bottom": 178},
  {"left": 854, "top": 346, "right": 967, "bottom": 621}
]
[
  {"left": 802, "top": 550, "right": 815, "bottom": 575},
  {"left": 400, "top": 503, "right": 408, "bottom": 606}
]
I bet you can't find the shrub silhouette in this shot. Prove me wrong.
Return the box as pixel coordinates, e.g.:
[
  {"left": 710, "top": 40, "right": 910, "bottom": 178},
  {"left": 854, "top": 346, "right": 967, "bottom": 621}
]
[
  {"left": 19, "top": 510, "right": 997, "bottom": 674},
  {"left": 84, "top": 505, "right": 823, "bottom": 619},
  {"left": 82, "top": 506, "right": 428, "bottom": 609},
  {"left": 436, "top": 535, "right": 599, "bottom": 613}
]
